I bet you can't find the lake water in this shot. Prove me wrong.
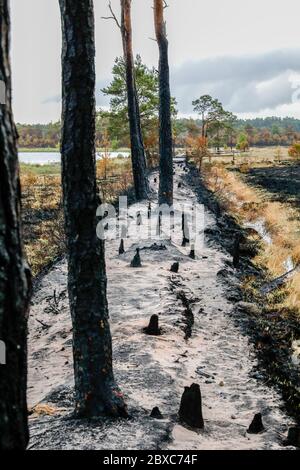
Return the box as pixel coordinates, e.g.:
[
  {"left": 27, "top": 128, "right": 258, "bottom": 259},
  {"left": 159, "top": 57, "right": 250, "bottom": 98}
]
[{"left": 19, "top": 151, "right": 130, "bottom": 165}]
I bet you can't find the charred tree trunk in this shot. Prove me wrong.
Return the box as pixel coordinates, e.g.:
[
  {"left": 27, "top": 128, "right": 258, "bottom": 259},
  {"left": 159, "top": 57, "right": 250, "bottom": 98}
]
[
  {"left": 154, "top": 0, "right": 173, "bottom": 206},
  {"left": 120, "top": 0, "right": 149, "bottom": 201},
  {"left": 59, "top": 0, "right": 127, "bottom": 418},
  {"left": 0, "top": 0, "right": 31, "bottom": 450}
]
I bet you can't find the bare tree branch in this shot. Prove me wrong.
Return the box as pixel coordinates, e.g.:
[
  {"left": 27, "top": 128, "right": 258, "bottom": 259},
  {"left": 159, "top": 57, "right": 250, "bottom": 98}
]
[{"left": 102, "top": 1, "right": 121, "bottom": 29}]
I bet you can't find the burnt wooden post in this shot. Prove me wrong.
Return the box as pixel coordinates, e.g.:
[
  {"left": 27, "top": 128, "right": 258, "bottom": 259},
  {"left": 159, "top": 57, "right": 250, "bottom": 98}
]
[
  {"left": 137, "top": 211, "right": 142, "bottom": 226},
  {"left": 179, "top": 383, "right": 204, "bottom": 429},
  {"left": 119, "top": 239, "right": 125, "bottom": 255},
  {"left": 170, "top": 209, "right": 175, "bottom": 231},
  {"left": 145, "top": 314, "right": 161, "bottom": 336},
  {"left": 148, "top": 202, "right": 152, "bottom": 219},
  {"left": 131, "top": 248, "right": 142, "bottom": 267},
  {"left": 157, "top": 211, "right": 162, "bottom": 236},
  {"left": 286, "top": 427, "right": 300, "bottom": 447},
  {"left": 233, "top": 233, "right": 242, "bottom": 268},
  {"left": 189, "top": 245, "right": 195, "bottom": 260},
  {"left": 247, "top": 413, "right": 265, "bottom": 434},
  {"left": 182, "top": 213, "right": 190, "bottom": 246},
  {"left": 171, "top": 262, "right": 179, "bottom": 273},
  {"left": 150, "top": 407, "right": 164, "bottom": 419}
]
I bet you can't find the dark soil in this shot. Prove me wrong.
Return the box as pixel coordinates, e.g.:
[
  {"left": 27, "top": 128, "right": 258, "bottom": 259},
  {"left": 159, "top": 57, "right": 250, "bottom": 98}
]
[{"left": 241, "top": 162, "right": 300, "bottom": 209}]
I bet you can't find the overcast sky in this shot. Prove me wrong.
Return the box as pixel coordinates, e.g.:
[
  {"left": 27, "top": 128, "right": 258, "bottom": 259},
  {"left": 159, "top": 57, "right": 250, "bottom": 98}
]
[{"left": 10, "top": 0, "right": 300, "bottom": 123}]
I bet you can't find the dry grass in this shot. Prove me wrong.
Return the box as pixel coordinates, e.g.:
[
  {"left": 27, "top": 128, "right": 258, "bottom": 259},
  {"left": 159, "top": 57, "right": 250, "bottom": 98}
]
[
  {"left": 29, "top": 404, "right": 60, "bottom": 417},
  {"left": 21, "top": 172, "right": 64, "bottom": 276},
  {"left": 202, "top": 162, "right": 300, "bottom": 313},
  {"left": 96, "top": 157, "right": 133, "bottom": 203},
  {"left": 21, "top": 158, "right": 133, "bottom": 276}
]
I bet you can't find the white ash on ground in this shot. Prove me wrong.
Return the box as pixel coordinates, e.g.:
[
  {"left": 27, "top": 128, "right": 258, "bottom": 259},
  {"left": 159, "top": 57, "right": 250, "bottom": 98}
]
[{"left": 27, "top": 164, "right": 296, "bottom": 450}]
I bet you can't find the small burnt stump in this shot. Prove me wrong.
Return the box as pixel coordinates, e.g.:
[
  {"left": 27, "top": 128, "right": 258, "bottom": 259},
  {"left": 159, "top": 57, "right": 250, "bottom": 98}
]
[
  {"left": 189, "top": 246, "right": 195, "bottom": 259},
  {"left": 233, "top": 233, "right": 242, "bottom": 268},
  {"left": 150, "top": 407, "right": 164, "bottom": 419},
  {"left": 171, "top": 262, "right": 179, "bottom": 273},
  {"left": 286, "top": 427, "right": 300, "bottom": 447},
  {"left": 131, "top": 248, "right": 142, "bottom": 268},
  {"left": 179, "top": 383, "right": 204, "bottom": 429},
  {"left": 247, "top": 413, "right": 265, "bottom": 434},
  {"left": 144, "top": 314, "right": 161, "bottom": 336},
  {"left": 119, "top": 239, "right": 125, "bottom": 255},
  {"left": 182, "top": 236, "right": 190, "bottom": 247}
]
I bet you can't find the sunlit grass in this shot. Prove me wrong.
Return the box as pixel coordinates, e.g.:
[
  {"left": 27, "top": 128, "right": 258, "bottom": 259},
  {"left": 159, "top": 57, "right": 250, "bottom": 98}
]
[
  {"left": 202, "top": 162, "right": 300, "bottom": 314},
  {"left": 20, "top": 158, "right": 133, "bottom": 276}
]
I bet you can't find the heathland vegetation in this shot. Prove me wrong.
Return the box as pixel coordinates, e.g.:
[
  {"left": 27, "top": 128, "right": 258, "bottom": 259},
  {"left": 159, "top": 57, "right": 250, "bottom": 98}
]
[{"left": 17, "top": 113, "right": 300, "bottom": 151}]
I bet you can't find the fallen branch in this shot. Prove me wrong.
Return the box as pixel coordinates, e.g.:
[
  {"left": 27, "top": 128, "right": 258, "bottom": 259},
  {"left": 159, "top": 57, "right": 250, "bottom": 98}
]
[{"left": 260, "top": 265, "right": 300, "bottom": 295}]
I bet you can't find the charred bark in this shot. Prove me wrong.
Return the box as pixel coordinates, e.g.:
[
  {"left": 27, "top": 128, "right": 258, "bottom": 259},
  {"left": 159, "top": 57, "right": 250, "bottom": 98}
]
[
  {"left": 59, "top": 0, "right": 127, "bottom": 418},
  {"left": 144, "top": 314, "right": 161, "bottom": 336},
  {"left": 120, "top": 0, "right": 149, "bottom": 201},
  {"left": 0, "top": 0, "right": 31, "bottom": 450},
  {"left": 154, "top": 0, "right": 173, "bottom": 206},
  {"left": 179, "top": 383, "right": 204, "bottom": 429}
]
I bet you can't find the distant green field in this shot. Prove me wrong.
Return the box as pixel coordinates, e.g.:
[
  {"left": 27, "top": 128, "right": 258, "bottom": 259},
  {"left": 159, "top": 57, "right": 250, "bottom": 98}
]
[
  {"left": 19, "top": 148, "right": 59, "bottom": 153},
  {"left": 20, "top": 162, "right": 61, "bottom": 176}
]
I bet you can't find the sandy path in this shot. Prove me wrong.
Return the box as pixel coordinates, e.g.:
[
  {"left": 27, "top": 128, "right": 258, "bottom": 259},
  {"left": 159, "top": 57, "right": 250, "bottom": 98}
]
[{"left": 27, "top": 164, "right": 295, "bottom": 450}]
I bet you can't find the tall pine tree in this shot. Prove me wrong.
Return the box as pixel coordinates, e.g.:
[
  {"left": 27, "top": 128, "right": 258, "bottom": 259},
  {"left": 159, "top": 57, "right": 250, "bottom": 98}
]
[
  {"left": 153, "top": 0, "right": 173, "bottom": 205},
  {"left": 59, "top": 0, "right": 127, "bottom": 418},
  {"left": 0, "top": 0, "right": 31, "bottom": 450}
]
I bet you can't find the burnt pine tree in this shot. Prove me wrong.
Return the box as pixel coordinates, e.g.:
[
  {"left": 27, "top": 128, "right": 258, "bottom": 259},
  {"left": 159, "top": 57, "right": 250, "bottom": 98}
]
[
  {"left": 121, "top": 0, "right": 149, "bottom": 200},
  {"left": 104, "top": 1, "right": 149, "bottom": 200},
  {"left": 154, "top": 0, "right": 173, "bottom": 205},
  {"left": 0, "top": 0, "right": 31, "bottom": 450},
  {"left": 59, "top": 0, "right": 127, "bottom": 418}
]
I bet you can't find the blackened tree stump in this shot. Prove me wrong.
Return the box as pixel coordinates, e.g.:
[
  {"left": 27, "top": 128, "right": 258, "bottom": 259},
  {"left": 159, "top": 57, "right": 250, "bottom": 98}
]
[
  {"left": 171, "top": 262, "right": 179, "bottom": 273},
  {"left": 233, "top": 233, "right": 242, "bottom": 268},
  {"left": 137, "top": 212, "right": 142, "bottom": 226},
  {"left": 182, "top": 213, "right": 190, "bottom": 246},
  {"left": 119, "top": 239, "right": 125, "bottom": 255},
  {"left": 157, "top": 211, "right": 162, "bottom": 236},
  {"left": 150, "top": 407, "right": 164, "bottom": 419},
  {"left": 179, "top": 383, "right": 204, "bottom": 429},
  {"left": 189, "top": 246, "right": 195, "bottom": 259},
  {"left": 131, "top": 248, "right": 142, "bottom": 268},
  {"left": 247, "top": 413, "right": 265, "bottom": 434},
  {"left": 286, "top": 427, "right": 300, "bottom": 447},
  {"left": 144, "top": 314, "right": 161, "bottom": 336}
]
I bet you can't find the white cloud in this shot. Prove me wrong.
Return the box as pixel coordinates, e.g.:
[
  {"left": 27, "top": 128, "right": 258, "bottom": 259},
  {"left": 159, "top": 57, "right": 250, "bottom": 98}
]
[{"left": 10, "top": 0, "right": 300, "bottom": 123}]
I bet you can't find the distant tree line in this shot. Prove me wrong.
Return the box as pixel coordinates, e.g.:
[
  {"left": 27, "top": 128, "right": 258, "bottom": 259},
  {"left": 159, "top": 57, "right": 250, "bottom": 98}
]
[
  {"left": 175, "top": 117, "right": 300, "bottom": 149},
  {"left": 17, "top": 114, "right": 300, "bottom": 150}
]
